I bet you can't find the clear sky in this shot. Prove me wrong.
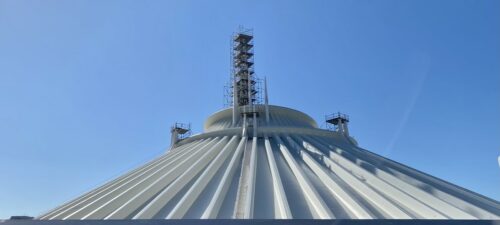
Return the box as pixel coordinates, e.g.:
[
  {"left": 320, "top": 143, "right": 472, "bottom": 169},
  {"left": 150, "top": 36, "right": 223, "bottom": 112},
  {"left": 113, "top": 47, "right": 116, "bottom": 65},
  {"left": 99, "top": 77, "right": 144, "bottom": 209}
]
[{"left": 1, "top": 0, "right": 499, "bottom": 219}]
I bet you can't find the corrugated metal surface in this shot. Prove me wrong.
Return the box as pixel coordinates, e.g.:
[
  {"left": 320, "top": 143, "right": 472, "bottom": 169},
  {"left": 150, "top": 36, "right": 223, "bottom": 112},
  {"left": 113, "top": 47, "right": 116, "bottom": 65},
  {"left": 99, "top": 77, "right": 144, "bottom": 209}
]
[{"left": 38, "top": 105, "right": 500, "bottom": 220}]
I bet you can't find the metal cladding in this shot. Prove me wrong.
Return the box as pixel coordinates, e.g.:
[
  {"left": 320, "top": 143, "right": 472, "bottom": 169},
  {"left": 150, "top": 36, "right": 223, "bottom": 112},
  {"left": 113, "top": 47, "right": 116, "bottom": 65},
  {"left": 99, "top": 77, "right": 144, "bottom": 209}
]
[
  {"left": 38, "top": 30, "right": 500, "bottom": 220},
  {"left": 39, "top": 105, "right": 500, "bottom": 220}
]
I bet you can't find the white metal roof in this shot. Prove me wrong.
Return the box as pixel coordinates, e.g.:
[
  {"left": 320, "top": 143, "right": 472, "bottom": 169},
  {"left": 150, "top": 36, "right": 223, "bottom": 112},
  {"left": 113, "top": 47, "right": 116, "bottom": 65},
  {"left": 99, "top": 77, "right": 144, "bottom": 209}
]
[{"left": 38, "top": 105, "right": 500, "bottom": 220}]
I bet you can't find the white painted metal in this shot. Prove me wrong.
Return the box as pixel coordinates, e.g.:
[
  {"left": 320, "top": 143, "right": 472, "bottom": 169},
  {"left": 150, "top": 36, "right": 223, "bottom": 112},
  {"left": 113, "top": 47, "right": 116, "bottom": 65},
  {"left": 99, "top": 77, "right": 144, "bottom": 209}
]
[
  {"left": 132, "top": 137, "right": 230, "bottom": 219},
  {"left": 274, "top": 135, "right": 334, "bottom": 219},
  {"left": 167, "top": 135, "right": 240, "bottom": 219},
  {"left": 39, "top": 105, "right": 500, "bottom": 220},
  {"left": 286, "top": 136, "right": 372, "bottom": 219},
  {"left": 302, "top": 136, "right": 473, "bottom": 219},
  {"left": 264, "top": 136, "right": 291, "bottom": 219},
  {"left": 79, "top": 138, "right": 220, "bottom": 219},
  {"left": 234, "top": 113, "right": 258, "bottom": 219},
  {"left": 202, "top": 137, "right": 247, "bottom": 219},
  {"left": 233, "top": 135, "right": 257, "bottom": 219},
  {"left": 56, "top": 139, "right": 209, "bottom": 220}
]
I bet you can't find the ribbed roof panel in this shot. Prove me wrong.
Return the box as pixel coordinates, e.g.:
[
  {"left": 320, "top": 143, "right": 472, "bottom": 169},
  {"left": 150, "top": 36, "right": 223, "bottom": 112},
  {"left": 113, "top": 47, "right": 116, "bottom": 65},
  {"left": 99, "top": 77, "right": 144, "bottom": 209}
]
[{"left": 39, "top": 106, "right": 500, "bottom": 220}]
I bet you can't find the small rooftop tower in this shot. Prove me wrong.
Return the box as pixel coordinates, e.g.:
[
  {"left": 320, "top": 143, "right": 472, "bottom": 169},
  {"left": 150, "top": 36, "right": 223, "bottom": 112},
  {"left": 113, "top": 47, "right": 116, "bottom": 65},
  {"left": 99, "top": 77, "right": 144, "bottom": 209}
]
[
  {"left": 170, "top": 122, "right": 191, "bottom": 148},
  {"left": 326, "top": 112, "right": 350, "bottom": 136}
]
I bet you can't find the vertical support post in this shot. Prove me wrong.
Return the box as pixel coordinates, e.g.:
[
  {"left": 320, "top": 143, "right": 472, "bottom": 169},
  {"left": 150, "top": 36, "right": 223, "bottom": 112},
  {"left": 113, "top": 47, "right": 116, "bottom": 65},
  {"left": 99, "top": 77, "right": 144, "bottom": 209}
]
[
  {"left": 232, "top": 76, "right": 238, "bottom": 126},
  {"left": 170, "top": 130, "right": 179, "bottom": 149},
  {"left": 253, "top": 113, "right": 257, "bottom": 137},
  {"left": 264, "top": 77, "right": 270, "bottom": 124},
  {"left": 170, "top": 123, "right": 191, "bottom": 149},
  {"left": 247, "top": 72, "right": 252, "bottom": 107},
  {"left": 242, "top": 113, "right": 248, "bottom": 137},
  {"left": 337, "top": 122, "right": 343, "bottom": 133},
  {"left": 343, "top": 121, "right": 350, "bottom": 136}
]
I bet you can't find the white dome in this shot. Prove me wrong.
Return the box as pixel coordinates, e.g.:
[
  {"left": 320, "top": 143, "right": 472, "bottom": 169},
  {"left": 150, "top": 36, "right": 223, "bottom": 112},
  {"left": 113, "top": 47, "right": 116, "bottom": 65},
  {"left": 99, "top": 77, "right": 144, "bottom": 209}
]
[{"left": 38, "top": 105, "right": 500, "bottom": 220}]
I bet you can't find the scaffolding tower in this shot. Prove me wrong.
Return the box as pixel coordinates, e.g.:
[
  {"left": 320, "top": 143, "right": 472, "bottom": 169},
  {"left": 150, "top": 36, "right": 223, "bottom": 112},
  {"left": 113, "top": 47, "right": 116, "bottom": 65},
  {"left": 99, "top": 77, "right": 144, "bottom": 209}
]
[
  {"left": 224, "top": 27, "right": 264, "bottom": 108},
  {"left": 224, "top": 77, "right": 263, "bottom": 108},
  {"left": 231, "top": 28, "right": 259, "bottom": 106}
]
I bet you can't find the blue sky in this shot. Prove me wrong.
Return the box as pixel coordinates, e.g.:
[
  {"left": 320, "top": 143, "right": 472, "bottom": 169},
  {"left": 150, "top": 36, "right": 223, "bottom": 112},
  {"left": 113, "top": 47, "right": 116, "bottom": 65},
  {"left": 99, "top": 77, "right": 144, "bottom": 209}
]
[{"left": 1, "top": 0, "right": 499, "bottom": 219}]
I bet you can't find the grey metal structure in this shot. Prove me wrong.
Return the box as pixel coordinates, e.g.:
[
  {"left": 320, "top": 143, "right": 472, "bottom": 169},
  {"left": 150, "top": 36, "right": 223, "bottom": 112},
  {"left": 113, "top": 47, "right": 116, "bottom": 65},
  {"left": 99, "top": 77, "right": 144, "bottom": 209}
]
[
  {"left": 170, "top": 123, "right": 191, "bottom": 148},
  {"left": 38, "top": 31, "right": 500, "bottom": 220}
]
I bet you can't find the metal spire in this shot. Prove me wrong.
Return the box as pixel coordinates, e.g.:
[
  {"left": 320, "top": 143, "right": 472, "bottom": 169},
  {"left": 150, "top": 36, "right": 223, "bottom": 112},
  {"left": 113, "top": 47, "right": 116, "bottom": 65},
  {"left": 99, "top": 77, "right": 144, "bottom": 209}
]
[{"left": 265, "top": 77, "right": 270, "bottom": 124}]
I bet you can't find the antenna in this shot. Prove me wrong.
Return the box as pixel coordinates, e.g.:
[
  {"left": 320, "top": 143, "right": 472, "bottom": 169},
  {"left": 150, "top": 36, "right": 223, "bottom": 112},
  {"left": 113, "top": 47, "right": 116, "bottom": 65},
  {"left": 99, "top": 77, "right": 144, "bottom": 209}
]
[{"left": 265, "top": 77, "right": 270, "bottom": 123}]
